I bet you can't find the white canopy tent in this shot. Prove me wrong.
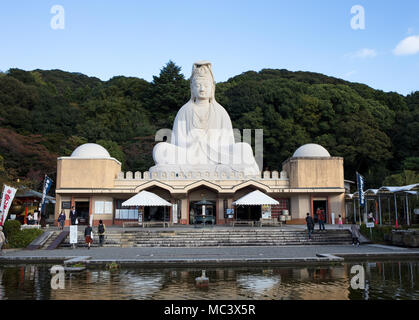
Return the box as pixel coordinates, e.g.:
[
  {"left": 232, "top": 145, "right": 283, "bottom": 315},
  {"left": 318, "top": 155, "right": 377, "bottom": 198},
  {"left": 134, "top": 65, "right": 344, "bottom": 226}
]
[
  {"left": 122, "top": 191, "right": 172, "bottom": 224},
  {"left": 233, "top": 190, "right": 279, "bottom": 206},
  {"left": 122, "top": 190, "right": 172, "bottom": 207}
]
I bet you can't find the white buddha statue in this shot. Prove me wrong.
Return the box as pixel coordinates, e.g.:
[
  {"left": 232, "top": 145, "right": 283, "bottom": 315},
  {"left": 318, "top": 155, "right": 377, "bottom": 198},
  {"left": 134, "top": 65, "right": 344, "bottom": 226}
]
[{"left": 149, "top": 61, "right": 260, "bottom": 177}]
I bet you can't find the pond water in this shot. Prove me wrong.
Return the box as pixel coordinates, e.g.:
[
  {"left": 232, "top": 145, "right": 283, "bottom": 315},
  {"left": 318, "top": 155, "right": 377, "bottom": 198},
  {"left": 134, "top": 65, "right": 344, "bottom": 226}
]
[{"left": 0, "top": 261, "right": 418, "bottom": 300}]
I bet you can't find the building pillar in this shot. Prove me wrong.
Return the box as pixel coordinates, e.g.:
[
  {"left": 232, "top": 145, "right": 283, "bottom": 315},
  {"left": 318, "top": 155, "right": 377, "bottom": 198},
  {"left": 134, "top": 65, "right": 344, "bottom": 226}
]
[
  {"left": 216, "top": 197, "right": 224, "bottom": 225},
  {"left": 180, "top": 197, "right": 188, "bottom": 225},
  {"left": 55, "top": 194, "right": 61, "bottom": 227}
]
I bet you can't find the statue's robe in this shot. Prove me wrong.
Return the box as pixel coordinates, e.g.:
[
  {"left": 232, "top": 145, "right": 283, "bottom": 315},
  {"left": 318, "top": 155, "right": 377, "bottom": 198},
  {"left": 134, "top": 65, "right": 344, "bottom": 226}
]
[{"left": 151, "top": 100, "right": 260, "bottom": 176}]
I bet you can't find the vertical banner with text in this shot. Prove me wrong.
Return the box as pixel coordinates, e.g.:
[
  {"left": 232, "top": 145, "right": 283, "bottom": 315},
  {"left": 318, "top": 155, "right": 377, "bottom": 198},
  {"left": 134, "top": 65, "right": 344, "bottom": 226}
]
[
  {"left": 39, "top": 175, "right": 53, "bottom": 217},
  {"left": 0, "top": 185, "right": 17, "bottom": 226}
]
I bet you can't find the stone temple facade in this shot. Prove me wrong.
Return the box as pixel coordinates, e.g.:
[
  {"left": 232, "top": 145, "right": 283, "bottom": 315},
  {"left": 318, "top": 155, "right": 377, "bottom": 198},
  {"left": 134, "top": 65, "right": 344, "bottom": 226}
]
[{"left": 55, "top": 142, "right": 345, "bottom": 226}]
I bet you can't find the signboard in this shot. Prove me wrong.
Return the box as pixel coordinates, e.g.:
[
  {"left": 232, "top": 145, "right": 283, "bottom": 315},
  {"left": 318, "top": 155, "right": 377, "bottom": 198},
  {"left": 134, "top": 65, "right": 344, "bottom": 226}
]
[
  {"left": 226, "top": 208, "right": 234, "bottom": 219},
  {"left": 89, "top": 214, "right": 93, "bottom": 226},
  {"left": 366, "top": 222, "right": 374, "bottom": 228},
  {"left": 69, "top": 225, "right": 78, "bottom": 244},
  {"left": 202, "top": 205, "right": 206, "bottom": 217},
  {"left": 61, "top": 201, "right": 71, "bottom": 209},
  {"left": 262, "top": 205, "right": 271, "bottom": 219}
]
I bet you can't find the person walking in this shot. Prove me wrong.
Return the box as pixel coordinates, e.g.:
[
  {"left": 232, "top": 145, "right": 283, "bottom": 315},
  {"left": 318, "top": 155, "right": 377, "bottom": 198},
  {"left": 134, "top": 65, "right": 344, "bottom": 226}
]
[
  {"left": 318, "top": 208, "right": 326, "bottom": 231},
  {"left": 305, "top": 213, "right": 314, "bottom": 240},
  {"left": 97, "top": 220, "right": 106, "bottom": 247},
  {"left": 350, "top": 220, "right": 361, "bottom": 247},
  {"left": 0, "top": 226, "right": 6, "bottom": 255},
  {"left": 58, "top": 210, "right": 66, "bottom": 230},
  {"left": 84, "top": 224, "right": 93, "bottom": 250},
  {"left": 70, "top": 206, "right": 77, "bottom": 225}
]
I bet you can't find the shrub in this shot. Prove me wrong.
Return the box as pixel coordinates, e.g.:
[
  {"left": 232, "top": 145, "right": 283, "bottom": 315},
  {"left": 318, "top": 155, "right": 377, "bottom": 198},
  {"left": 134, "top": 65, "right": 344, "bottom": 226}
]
[
  {"left": 360, "top": 224, "right": 394, "bottom": 243},
  {"left": 4, "top": 220, "right": 21, "bottom": 237},
  {"left": 8, "top": 229, "right": 44, "bottom": 248}
]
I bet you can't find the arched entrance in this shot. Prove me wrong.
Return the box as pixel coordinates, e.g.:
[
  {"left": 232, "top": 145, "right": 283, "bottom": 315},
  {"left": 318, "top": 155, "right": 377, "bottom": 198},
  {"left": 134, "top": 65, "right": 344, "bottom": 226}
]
[
  {"left": 143, "top": 186, "right": 171, "bottom": 222},
  {"left": 188, "top": 187, "right": 218, "bottom": 225}
]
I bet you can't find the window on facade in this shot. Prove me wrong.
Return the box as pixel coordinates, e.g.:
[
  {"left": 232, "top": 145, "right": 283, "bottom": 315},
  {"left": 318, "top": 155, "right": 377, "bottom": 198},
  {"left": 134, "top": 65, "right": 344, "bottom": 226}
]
[
  {"left": 115, "top": 200, "right": 139, "bottom": 220},
  {"left": 94, "top": 201, "right": 113, "bottom": 214}
]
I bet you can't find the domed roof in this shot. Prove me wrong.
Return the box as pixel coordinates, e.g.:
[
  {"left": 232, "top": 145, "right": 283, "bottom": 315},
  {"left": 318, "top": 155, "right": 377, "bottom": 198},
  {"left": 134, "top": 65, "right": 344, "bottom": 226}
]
[
  {"left": 70, "top": 143, "right": 111, "bottom": 158},
  {"left": 292, "top": 143, "right": 331, "bottom": 158}
]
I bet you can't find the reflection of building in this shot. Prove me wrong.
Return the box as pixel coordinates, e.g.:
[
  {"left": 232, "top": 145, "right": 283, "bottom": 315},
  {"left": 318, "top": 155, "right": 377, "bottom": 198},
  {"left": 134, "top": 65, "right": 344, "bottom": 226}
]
[{"left": 55, "top": 143, "right": 345, "bottom": 226}]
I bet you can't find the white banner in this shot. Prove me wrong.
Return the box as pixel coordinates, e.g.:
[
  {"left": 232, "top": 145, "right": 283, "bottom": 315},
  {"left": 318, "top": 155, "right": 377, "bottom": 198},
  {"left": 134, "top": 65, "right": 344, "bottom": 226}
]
[
  {"left": 0, "top": 185, "right": 17, "bottom": 226},
  {"left": 69, "top": 225, "right": 78, "bottom": 244},
  {"left": 172, "top": 204, "right": 178, "bottom": 224}
]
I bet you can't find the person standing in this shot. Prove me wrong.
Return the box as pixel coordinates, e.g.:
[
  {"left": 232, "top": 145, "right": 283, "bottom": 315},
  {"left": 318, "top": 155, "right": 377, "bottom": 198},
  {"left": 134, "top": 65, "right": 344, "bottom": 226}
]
[
  {"left": 0, "top": 226, "right": 6, "bottom": 255},
  {"left": 70, "top": 206, "right": 77, "bottom": 225},
  {"left": 305, "top": 213, "right": 314, "bottom": 240},
  {"left": 84, "top": 224, "right": 93, "bottom": 250},
  {"left": 97, "top": 220, "right": 106, "bottom": 247},
  {"left": 58, "top": 210, "right": 66, "bottom": 230},
  {"left": 350, "top": 220, "right": 361, "bottom": 247},
  {"left": 318, "top": 208, "right": 326, "bottom": 231},
  {"left": 338, "top": 214, "right": 343, "bottom": 228}
]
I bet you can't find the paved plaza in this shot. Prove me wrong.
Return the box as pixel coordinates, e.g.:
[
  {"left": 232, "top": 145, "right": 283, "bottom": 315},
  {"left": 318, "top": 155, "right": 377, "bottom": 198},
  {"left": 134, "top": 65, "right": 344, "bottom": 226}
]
[{"left": 1, "top": 243, "right": 419, "bottom": 267}]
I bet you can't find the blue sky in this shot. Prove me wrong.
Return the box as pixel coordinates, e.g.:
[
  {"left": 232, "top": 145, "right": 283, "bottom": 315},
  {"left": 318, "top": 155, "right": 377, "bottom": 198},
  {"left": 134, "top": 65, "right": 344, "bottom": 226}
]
[{"left": 0, "top": 0, "right": 418, "bottom": 95}]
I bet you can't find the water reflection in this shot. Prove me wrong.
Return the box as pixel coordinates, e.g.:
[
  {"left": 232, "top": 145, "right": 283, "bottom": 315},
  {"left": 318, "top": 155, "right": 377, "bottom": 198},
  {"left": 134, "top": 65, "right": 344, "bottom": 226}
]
[{"left": 0, "top": 261, "right": 417, "bottom": 300}]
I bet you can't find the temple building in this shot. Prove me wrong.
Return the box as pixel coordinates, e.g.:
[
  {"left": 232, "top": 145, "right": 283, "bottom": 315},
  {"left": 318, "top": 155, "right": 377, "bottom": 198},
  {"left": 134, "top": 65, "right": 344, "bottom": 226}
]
[
  {"left": 54, "top": 142, "right": 345, "bottom": 226},
  {"left": 54, "top": 61, "right": 346, "bottom": 227}
]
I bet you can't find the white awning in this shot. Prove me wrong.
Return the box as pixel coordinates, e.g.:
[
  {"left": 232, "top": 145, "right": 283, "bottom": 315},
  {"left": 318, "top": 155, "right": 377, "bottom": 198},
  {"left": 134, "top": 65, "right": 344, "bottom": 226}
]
[
  {"left": 233, "top": 190, "right": 279, "bottom": 206},
  {"left": 378, "top": 183, "right": 419, "bottom": 193},
  {"left": 365, "top": 189, "right": 379, "bottom": 195},
  {"left": 122, "top": 191, "right": 172, "bottom": 207}
]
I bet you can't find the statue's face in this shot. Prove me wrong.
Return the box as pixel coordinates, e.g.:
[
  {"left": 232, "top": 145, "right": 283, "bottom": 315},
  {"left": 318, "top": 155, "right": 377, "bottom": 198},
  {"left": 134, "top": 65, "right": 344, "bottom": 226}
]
[{"left": 192, "top": 77, "right": 212, "bottom": 100}]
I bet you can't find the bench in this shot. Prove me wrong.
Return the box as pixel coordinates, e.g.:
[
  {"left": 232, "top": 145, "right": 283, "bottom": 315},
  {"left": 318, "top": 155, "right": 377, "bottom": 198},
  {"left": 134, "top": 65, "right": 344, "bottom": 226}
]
[
  {"left": 142, "top": 221, "right": 170, "bottom": 228},
  {"left": 122, "top": 222, "right": 141, "bottom": 228},
  {"left": 231, "top": 220, "right": 255, "bottom": 227},
  {"left": 258, "top": 218, "right": 282, "bottom": 227}
]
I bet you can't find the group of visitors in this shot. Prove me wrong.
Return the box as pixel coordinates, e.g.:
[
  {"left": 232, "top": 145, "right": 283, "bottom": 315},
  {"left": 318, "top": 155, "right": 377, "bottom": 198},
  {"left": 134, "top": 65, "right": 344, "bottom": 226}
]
[
  {"left": 305, "top": 208, "right": 328, "bottom": 239},
  {"left": 305, "top": 211, "right": 361, "bottom": 246},
  {"left": 57, "top": 207, "right": 106, "bottom": 249},
  {"left": 84, "top": 220, "right": 106, "bottom": 249}
]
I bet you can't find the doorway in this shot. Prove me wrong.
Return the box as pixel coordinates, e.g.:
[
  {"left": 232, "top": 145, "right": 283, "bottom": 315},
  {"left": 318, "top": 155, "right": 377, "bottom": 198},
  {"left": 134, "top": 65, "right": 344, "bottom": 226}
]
[
  {"left": 144, "top": 206, "right": 169, "bottom": 222},
  {"left": 189, "top": 200, "right": 216, "bottom": 225},
  {"left": 313, "top": 200, "right": 328, "bottom": 223},
  {"left": 75, "top": 202, "right": 90, "bottom": 225},
  {"left": 236, "top": 205, "right": 261, "bottom": 221}
]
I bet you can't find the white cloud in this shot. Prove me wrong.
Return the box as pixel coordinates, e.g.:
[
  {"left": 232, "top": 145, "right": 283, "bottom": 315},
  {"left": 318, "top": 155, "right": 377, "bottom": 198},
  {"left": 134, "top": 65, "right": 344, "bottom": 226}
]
[
  {"left": 393, "top": 35, "right": 419, "bottom": 56},
  {"left": 345, "top": 48, "right": 377, "bottom": 59}
]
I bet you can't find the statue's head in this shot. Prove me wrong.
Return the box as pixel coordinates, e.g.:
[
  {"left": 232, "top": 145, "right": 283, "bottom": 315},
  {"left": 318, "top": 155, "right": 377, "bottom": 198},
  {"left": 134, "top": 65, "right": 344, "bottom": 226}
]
[{"left": 190, "top": 61, "right": 215, "bottom": 102}]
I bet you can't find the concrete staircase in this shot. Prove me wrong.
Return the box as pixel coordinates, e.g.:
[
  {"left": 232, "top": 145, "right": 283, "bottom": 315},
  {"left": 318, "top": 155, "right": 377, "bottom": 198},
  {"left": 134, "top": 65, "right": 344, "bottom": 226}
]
[
  {"left": 132, "top": 229, "right": 353, "bottom": 247},
  {"left": 58, "top": 228, "right": 352, "bottom": 248}
]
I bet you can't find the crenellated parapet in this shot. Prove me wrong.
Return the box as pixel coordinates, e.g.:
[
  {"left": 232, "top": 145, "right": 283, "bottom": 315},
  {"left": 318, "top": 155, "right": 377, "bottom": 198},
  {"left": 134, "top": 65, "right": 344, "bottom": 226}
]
[{"left": 115, "top": 170, "right": 288, "bottom": 181}]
